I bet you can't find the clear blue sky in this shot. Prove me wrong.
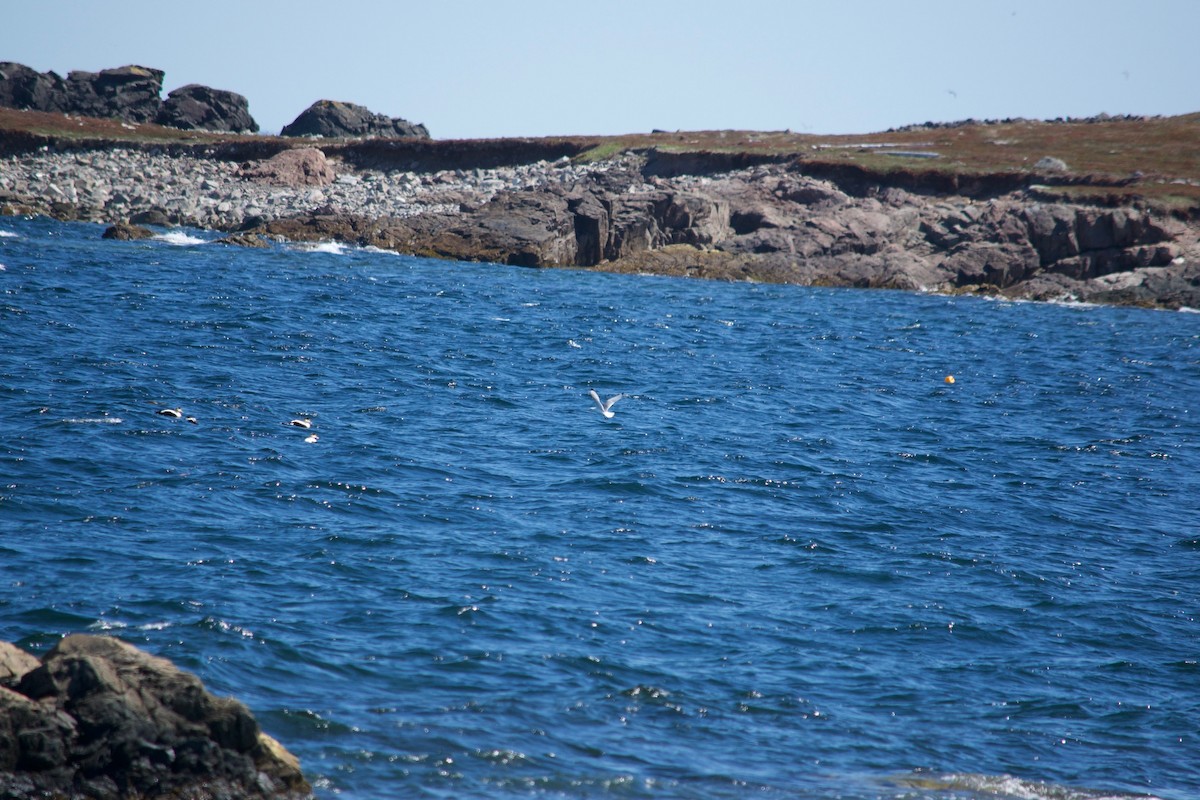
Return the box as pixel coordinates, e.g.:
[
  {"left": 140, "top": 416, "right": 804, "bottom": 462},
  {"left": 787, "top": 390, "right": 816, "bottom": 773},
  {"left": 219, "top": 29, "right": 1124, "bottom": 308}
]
[{"left": 3, "top": 0, "right": 1197, "bottom": 139}]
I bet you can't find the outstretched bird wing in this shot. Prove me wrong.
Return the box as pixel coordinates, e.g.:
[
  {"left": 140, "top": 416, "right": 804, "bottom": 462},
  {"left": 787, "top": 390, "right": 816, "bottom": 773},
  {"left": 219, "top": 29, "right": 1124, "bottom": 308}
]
[{"left": 589, "top": 390, "right": 622, "bottom": 413}]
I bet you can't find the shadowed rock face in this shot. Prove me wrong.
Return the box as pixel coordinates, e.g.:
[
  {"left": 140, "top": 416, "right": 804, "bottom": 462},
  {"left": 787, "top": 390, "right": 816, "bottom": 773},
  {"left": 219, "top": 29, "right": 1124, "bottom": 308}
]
[
  {"left": 64, "top": 66, "right": 166, "bottom": 123},
  {"left": 0, "top": 63, "right": 164, "bottom": 123},
  {"left": 282, "top": 99, "right": 430, "bottom": 139},
  {"left": 0, "top": 636, "right": 310, "bottom": 800},
  {"left": 0, "top": 62, "right": 259, "bottom": 133},
  {"left": 0, "top": 62, "right": 71, "bottom": 113},
  {"left": 243, "top": 157, "right": 1200, "bottom": 308},
  {"left": 157, "top": 84, "right": 258, "bottom": 133}
]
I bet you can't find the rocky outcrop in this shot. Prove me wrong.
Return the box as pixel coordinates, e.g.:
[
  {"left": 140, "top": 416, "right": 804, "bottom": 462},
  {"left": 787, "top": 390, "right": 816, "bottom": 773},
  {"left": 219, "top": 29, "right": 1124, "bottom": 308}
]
[
  {"left": 63, "top": 66, "right": 165, "bottom": 124},
  {"left": 0, "top": 62, "right": 258, "bottom": 133},
  {"left": 0, "top": 635, "right": 310, "bottom": 800},
  {"left": 282, "top": 99, "right": 429, "bottom": 139},
  {"left": 0, "top": 62, "right": 71, "bottom": 113},
  {"left": 243, "top": 157, "right": 1200, "bottom": 307},
  {"left": 157, "top": 84, "right": 258, "bottom": 133},
  {"left": 0, "top": 63, "right": 165, "bottom": 123}
]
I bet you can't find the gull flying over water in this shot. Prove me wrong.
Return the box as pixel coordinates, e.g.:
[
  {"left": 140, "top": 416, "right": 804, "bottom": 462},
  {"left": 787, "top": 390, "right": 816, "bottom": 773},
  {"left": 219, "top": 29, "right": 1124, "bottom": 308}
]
[{"left": 589, "top": 389, "right": 622, "bottom": 419}]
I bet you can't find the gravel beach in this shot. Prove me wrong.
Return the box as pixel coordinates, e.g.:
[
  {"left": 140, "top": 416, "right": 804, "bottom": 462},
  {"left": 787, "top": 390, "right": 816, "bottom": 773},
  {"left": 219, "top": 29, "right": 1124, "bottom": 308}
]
[{"left": 0, "top": 145, "right": 628, "bottom": 230}]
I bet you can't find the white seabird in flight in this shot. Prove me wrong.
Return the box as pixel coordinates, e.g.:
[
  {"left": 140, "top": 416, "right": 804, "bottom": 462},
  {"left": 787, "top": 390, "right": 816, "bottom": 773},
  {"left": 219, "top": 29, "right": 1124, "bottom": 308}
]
[{"left": 589, "top": 389, "right": 622, "bottom": 419}]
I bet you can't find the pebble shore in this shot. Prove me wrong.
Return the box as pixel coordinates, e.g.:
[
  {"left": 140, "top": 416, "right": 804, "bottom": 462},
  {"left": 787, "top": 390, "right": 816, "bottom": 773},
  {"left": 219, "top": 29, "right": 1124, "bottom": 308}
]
[{"left": 0, "top": 146, "right": 630, "bottom": 230}]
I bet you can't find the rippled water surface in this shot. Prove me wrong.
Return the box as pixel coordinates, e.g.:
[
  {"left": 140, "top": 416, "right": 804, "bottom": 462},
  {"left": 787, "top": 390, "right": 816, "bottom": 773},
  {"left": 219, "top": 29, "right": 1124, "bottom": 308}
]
[{"left": 2, "top": 217, "right": 1198, "bottom": 799}]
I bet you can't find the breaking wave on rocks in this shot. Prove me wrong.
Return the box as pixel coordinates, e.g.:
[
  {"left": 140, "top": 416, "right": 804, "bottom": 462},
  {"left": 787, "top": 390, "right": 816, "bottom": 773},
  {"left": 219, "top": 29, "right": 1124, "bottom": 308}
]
[
  {"left": 152, "top": 230, "right": 209, "bottom": 246},
  {"left": 293, "top": 240, "right": 350, "bottom": 255}
]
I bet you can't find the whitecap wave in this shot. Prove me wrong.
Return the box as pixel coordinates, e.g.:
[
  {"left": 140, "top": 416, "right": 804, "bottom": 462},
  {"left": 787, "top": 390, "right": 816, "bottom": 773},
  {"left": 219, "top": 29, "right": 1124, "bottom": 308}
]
[
  {"left": 1043, "top": 296, "right": 1100, "bottom": 310},
  {"left": 0, "top": 230, "right": 18, "bottom": 238},
  {"left": 296, "top": 241, "right": 348, "bottom": 255},
  {"left": 88, "top": 619, "right": 128, "bottom": 631},
  {"left": 154, "top": 231, "right": 208, "bottom": 246},
  {"left": 361, "top": 245, "right": 401, "bottom": 256},
  {"left": 62, "top": 417, "right": 123, "bottom": 424}
]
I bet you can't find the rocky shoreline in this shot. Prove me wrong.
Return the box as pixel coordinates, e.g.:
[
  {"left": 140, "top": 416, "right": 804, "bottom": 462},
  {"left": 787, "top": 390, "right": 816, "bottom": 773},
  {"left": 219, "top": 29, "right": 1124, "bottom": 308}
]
[{"left": 2, "top": 130, "right": 1199, "bottom": 309}]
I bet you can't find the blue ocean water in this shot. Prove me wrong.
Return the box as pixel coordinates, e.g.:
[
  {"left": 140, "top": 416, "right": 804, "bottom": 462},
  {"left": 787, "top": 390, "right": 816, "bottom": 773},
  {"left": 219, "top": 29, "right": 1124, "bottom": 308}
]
[{"left": 1, "top": 216, "right": 1198, "bottom": 800}]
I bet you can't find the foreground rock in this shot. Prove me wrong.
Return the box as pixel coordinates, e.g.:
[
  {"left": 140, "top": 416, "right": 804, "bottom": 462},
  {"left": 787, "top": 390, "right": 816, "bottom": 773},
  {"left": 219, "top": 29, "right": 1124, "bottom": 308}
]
[
  {"left": 0, "top": 636, "right": 310, "bottom": 800},
  {"left": 282, "top": 99, "right": 429, "bottom": 139}
]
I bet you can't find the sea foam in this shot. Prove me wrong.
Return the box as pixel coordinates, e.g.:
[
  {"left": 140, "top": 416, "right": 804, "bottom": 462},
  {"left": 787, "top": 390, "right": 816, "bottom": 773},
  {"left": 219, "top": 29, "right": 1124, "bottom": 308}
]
[
  {"left": 154, "top": 231, "right": 208, "bottom": 246},
  {"left": 296, "top": 241, "right": 348, "bottom": 255}
]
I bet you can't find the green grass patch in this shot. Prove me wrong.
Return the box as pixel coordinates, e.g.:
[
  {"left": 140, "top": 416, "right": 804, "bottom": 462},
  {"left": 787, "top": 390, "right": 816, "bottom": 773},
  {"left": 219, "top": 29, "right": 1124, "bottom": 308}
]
[{"left": 573, "top": 141, "right": 628, "bottom": 163}]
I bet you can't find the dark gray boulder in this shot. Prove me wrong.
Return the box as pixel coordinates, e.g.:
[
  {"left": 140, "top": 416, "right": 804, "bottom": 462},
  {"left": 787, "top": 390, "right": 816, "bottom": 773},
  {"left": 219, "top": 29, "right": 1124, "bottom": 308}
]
[
  {"left": 0, "top": 62, "right": 70, "bottom": 113},
  {"left": 101, "top": 222, "right": 155, "bottom": 240},
  {"left": 63, "top": 65, "right": 165, "bottom": 123},
  {"left": 0, "top": 635, "right": 310, "bottom": 800},
  {"left": 214, "top": 233, "right": 270, "bottom": 248},
  {"left": 0, "top": 63, "right": 164, "bottom": 122},
  {"left": 129, "top": 209, "right": 174, "bottom": 227},
  {"left": 157, "top": 84, "right": 258, "bottom": 133},
  {"left": 282, "top": 99, "right": 429, "bottom": 139}
]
